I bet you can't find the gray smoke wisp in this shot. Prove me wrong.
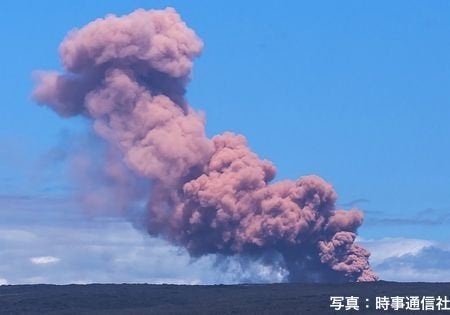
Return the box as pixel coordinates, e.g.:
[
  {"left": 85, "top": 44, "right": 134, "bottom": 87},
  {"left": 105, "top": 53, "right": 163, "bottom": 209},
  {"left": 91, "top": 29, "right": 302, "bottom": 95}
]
[{"left": 33, "top": 8, "right": 378, "bottom": 282}]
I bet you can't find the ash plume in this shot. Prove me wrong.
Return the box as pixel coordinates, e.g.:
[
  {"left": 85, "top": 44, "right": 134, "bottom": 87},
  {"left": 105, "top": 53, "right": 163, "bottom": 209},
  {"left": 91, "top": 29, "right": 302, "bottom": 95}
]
[{"left": 33, "top": 8, "right": 378, "bottom": 282}]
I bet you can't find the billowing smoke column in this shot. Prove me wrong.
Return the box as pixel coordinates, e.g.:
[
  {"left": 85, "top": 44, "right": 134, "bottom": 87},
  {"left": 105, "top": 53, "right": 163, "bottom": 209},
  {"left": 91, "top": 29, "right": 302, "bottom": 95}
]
[{"left": 33, "top": 8, "right": 378, "bottom": 282}]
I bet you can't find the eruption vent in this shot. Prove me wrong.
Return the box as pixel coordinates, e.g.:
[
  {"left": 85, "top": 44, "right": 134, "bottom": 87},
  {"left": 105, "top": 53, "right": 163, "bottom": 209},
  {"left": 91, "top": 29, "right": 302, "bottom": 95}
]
[{"left": 33, "top": 8, "right": 378, "bottom": 282}]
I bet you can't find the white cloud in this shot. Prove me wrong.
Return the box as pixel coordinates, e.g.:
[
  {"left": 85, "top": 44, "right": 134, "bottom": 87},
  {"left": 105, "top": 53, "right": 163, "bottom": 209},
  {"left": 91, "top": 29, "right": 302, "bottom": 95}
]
[
  {"left": 357, "top": 237, "right": 434, "bottom": 265},
  {"left": 0, "top": 229, "right": 38, "bottom": 243},
  {"left": 1, "top": 195, "right": 448, "bottom": 284},
  {"left": 357, "top": 237, "right": 450, "bottom": 282},
  {"left": 30, "top": 256, "right": 60, "bottom": 265},
  {"left": 0, "top": 220, "right": 285, "bottom": 285},
  {"left": 0, "top": 278, "right": 8, "bottom": 285}
]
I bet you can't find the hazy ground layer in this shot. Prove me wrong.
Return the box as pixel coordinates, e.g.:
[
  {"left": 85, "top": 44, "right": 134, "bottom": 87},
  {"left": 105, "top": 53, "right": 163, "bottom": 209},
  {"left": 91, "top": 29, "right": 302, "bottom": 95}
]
[{"left": 0, "top": 282, "right": 449, "bottom": 314}]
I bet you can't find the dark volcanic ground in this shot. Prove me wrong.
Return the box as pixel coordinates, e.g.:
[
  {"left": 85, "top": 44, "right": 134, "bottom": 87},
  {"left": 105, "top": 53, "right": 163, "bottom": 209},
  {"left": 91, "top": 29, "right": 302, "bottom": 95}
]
[{"left": 0, "top": 281, "right": 449, "bottom": 315}]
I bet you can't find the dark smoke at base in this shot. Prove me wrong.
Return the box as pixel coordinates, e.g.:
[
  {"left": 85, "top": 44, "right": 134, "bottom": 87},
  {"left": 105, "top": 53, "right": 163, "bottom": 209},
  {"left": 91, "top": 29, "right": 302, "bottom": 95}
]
[{"left": 33, "top": 8, "right": 378, "bottom": 282}]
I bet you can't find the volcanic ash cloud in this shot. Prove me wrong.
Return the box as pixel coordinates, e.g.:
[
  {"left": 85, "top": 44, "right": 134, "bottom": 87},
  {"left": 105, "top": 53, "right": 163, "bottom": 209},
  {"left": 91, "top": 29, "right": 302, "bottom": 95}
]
[{"left": 33, "top": 8, "right": 378, "bottom": 282}]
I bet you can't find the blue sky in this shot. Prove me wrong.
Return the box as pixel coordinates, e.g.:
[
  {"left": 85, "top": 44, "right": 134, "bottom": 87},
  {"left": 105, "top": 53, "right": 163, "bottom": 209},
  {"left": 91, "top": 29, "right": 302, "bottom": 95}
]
[{"left": 1, "top": 0, "right": 450, "bottom": 284}]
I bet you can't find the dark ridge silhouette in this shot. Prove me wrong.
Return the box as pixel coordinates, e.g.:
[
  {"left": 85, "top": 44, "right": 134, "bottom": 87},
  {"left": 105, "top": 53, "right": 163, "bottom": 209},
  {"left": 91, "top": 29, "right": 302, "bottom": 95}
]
[{"left": 1, "top": 282, "right": 449, "bottom": 314}]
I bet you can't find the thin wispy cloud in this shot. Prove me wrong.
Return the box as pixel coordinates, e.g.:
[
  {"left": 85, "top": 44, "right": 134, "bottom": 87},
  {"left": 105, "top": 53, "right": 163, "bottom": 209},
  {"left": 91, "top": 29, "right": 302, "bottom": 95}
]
[
  {"left": 30, "top": 256, "right": 60, "bottom": 265},
  {"left": 339, "top": 198, "right": 370, "bottom": 208},
  {"left": 366, "top": 207, "right": 450, "bottom": 226}
]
